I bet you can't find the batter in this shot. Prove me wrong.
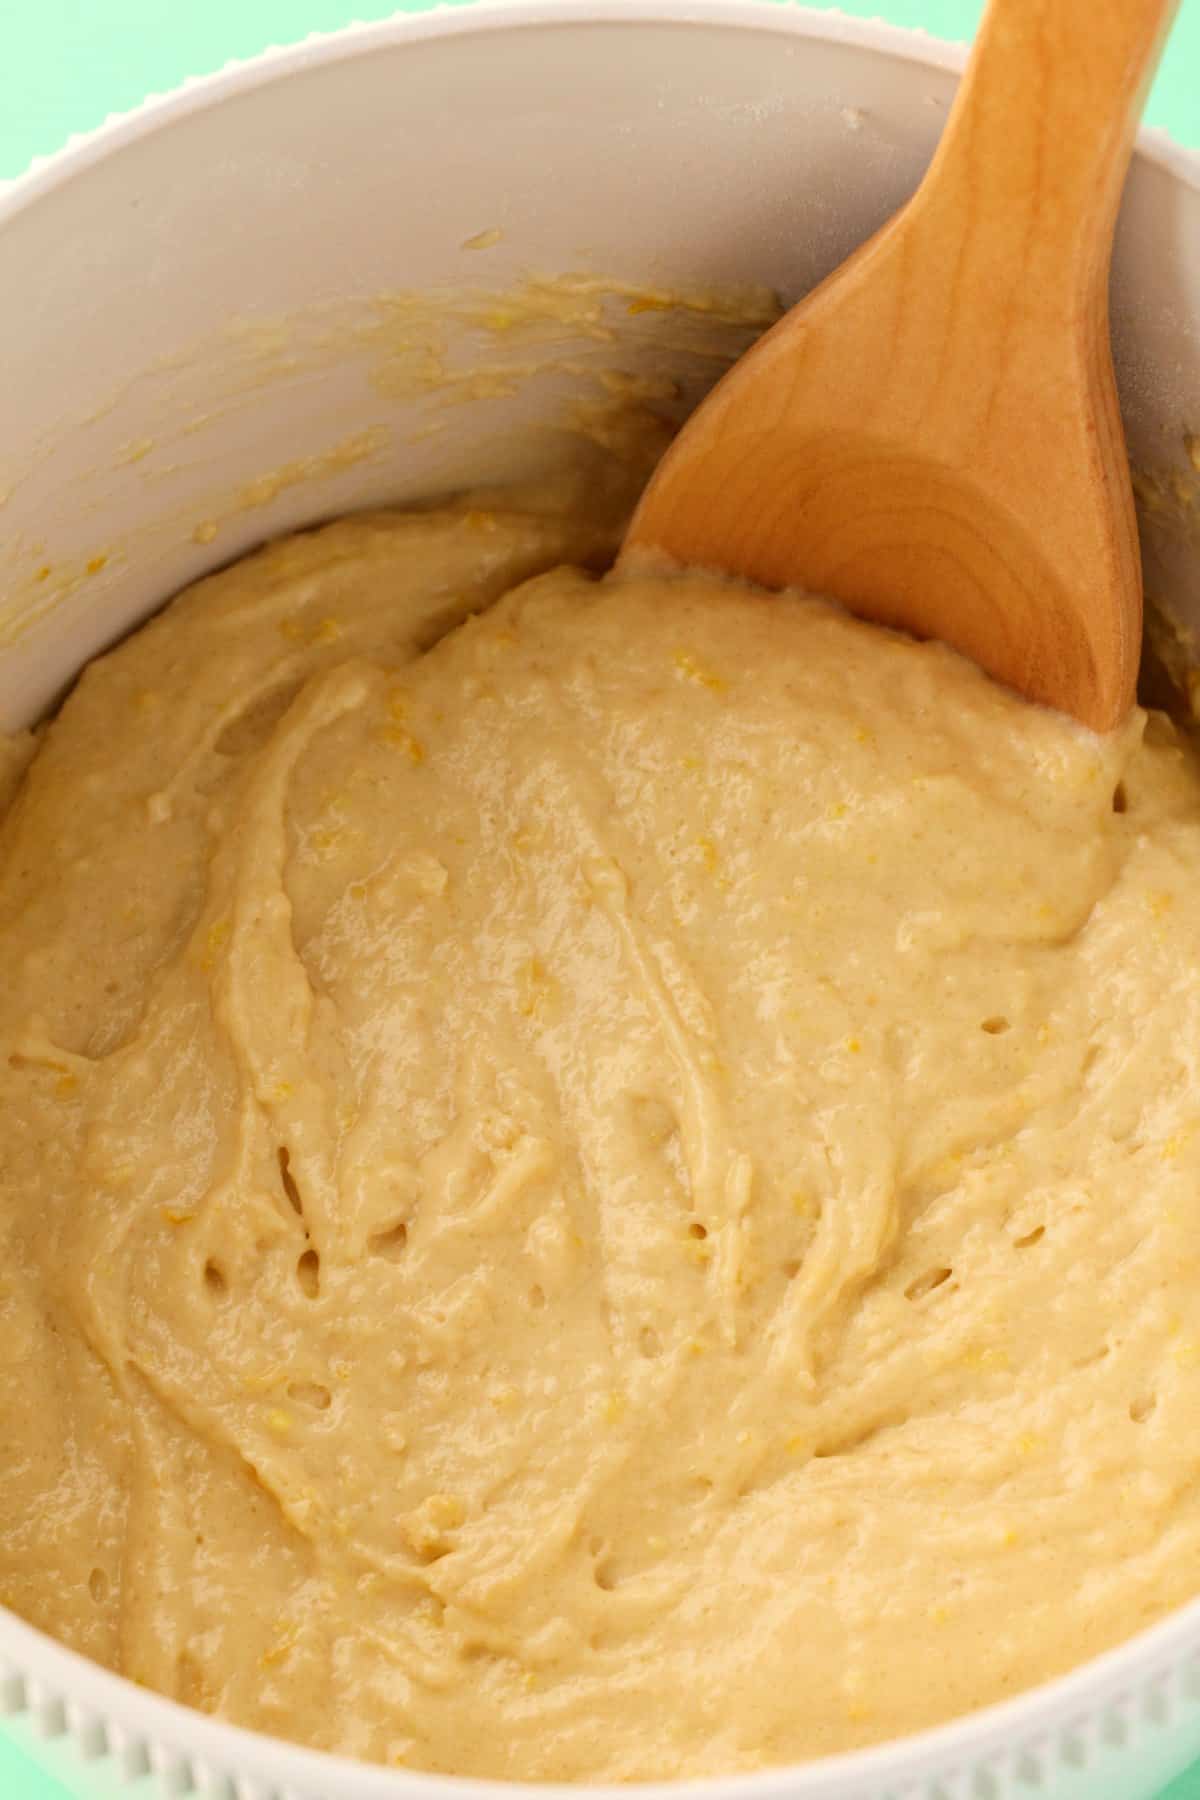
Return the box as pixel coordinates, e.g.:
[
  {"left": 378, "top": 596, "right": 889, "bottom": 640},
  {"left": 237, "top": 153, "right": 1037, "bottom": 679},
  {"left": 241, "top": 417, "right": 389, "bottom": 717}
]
[{"left": 4, "top": 500, "right": 1200, "bottom": 1780}]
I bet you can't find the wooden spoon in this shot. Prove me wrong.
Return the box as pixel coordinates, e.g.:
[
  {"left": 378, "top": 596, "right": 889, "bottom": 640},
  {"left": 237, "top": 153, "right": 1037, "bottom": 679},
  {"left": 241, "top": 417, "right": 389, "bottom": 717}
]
[{"left": 623, "top": 0, "right": 1178, "bottom": 730}]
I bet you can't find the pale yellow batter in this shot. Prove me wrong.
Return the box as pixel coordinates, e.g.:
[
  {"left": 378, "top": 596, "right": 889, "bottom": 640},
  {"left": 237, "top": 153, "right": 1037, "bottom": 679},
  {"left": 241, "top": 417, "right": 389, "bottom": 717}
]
[{"left": 4, "top": 499, "right": 1200, "bottom": 1780}]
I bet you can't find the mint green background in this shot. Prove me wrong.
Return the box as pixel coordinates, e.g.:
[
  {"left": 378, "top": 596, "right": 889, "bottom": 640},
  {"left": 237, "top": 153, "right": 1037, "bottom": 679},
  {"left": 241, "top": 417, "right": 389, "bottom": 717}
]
[{"left": 0, "top": 0, "right": 1198, "bottom": 1794}]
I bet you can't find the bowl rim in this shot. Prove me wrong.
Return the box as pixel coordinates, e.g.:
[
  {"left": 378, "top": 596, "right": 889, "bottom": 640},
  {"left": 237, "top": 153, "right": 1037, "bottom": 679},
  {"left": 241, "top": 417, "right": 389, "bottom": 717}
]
[
  {"left": 3, "top": 2, "right": 1200, "bottom": 1795},
  {"left": 1, "top": 0, "right": 1197, "bottom": 219}
]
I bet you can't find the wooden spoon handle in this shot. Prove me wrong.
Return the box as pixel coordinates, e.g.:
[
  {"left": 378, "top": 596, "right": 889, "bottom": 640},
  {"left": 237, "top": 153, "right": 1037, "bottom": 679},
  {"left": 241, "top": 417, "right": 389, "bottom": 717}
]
[{"left": 917, "top": 0, "right": 1178, "bottom": 311}]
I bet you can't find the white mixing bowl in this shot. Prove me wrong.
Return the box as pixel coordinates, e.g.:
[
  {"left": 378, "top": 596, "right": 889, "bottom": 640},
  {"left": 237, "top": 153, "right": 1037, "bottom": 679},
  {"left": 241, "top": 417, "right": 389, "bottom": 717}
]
[{"left": 4, "top": 5, "right": 1200, "bottom": 1797}]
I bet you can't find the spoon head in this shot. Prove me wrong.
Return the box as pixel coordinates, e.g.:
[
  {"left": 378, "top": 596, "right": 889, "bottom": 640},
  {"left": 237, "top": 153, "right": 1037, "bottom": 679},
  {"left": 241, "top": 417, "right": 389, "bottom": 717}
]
[
  {"left": 623, "top": 209, "right": 1143, "bottom": 734},
  {"left": 625, "top": 421, "right": 1140, "bottom": 731}
]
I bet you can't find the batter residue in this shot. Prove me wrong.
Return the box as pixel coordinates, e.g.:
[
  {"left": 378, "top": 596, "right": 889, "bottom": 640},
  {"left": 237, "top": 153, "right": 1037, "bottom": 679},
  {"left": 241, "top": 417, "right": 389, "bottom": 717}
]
[{"left": 4, "top": 500, "right": 1200, "bottom": 1779}]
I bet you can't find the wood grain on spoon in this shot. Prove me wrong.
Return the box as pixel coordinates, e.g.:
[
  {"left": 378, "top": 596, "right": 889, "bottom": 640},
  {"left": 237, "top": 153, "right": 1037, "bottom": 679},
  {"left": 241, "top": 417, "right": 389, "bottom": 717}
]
[{"left": 623, "top": 0, "right": 1178, "bottom": 730}]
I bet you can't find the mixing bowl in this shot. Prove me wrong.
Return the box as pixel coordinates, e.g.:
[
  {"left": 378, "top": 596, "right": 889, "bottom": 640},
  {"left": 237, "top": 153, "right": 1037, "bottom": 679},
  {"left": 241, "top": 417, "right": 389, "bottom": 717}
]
[{"left": 3, "top": 5, "right": 1200, "bottom": 1796}]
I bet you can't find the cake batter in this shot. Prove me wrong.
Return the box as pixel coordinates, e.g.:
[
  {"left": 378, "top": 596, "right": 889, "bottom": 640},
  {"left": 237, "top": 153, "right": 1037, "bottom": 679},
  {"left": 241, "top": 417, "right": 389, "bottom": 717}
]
[{"left": 3, "top": 500, "right": 1200, "bottom": 1778}]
